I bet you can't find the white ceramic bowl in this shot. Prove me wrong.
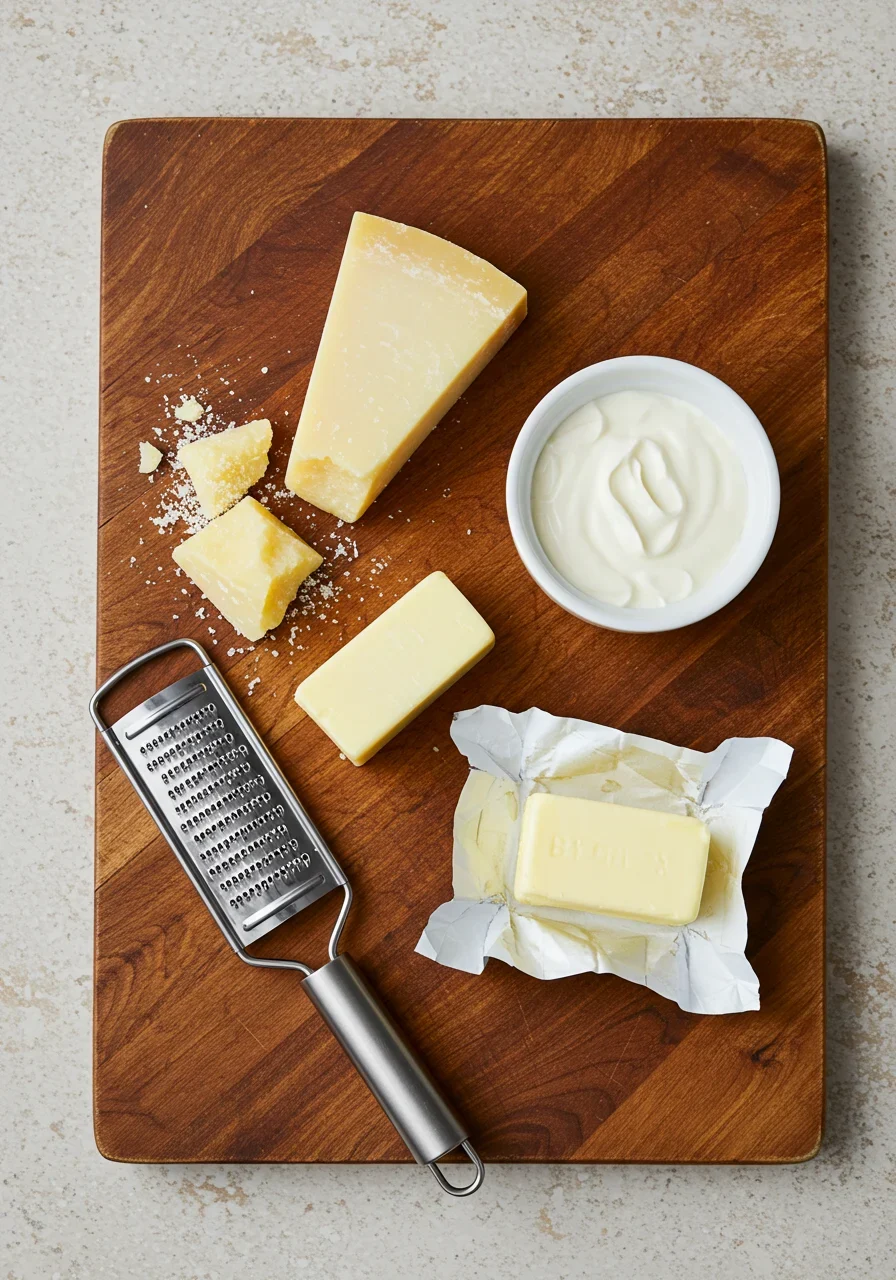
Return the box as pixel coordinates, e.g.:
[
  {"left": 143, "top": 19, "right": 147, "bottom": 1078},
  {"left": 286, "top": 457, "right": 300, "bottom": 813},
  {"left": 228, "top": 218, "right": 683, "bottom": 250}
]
[{"left": 506, "top": 356, "right": 780, "bottom": 633}]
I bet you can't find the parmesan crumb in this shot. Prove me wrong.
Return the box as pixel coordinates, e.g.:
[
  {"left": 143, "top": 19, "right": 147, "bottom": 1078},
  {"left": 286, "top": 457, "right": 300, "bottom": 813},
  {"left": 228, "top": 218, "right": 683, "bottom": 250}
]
[
  {"left": 174, "top": 397, "right": 205, "bottom": 423},
  {"left": 138, "top": 441, "right": 163, "bottom": 473}
]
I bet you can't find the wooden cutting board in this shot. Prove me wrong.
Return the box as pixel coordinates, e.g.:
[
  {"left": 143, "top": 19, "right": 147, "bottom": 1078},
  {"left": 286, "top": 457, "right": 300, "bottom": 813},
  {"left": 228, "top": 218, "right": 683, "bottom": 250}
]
[{"left": 96, "top": 118, "right": 826, "bottom": 1164}]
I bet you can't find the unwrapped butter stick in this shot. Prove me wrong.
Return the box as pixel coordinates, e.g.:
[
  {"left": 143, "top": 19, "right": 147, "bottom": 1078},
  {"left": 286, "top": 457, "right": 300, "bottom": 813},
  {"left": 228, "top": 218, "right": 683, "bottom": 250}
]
[{"left": 295, "top": 571, "right": 494, "bottom": 765}]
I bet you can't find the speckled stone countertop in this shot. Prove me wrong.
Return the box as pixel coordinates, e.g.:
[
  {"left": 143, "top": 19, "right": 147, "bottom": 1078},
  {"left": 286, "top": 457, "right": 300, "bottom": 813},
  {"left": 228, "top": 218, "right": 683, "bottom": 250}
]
[{"left": 2, "top": 2, "right": 894, "bottom": 1276}]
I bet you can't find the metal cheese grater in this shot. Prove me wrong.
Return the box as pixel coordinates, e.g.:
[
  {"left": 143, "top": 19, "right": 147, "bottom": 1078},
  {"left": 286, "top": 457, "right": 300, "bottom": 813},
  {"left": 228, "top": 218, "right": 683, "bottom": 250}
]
[{"left": 91, "top": 637, "right": 483, "bottom": 1197}]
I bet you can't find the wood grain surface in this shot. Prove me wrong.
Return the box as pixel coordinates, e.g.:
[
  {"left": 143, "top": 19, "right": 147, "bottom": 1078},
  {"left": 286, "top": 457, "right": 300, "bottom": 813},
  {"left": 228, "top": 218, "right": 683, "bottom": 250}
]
[{"left": 96, "top": 118, "right": 827, "bottom": 1164}]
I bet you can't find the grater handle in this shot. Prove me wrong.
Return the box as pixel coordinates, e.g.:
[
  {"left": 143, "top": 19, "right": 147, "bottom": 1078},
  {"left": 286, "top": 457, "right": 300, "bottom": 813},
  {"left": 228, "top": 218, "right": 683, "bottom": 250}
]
[
  {"left": 302, "top": 955, "right": 484, "bottom": 1196},
  {"left": 90, "top": 637, "right": 210, "bottom": 732}
]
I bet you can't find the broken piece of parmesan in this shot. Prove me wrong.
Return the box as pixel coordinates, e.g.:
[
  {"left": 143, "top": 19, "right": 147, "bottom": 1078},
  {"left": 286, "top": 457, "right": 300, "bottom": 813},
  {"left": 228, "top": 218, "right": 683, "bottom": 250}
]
[
  {"left": 138, "top": 441, "right": 163, "bottom": 473},
  {"left": 174, "top": 397, "right": 205, "bottom": 423},
  {"left": 172, "top": 496, "right": 322, "bottom": 640},
  {"left": 177, "top": 418, "right": 273, "bottom": 519}
]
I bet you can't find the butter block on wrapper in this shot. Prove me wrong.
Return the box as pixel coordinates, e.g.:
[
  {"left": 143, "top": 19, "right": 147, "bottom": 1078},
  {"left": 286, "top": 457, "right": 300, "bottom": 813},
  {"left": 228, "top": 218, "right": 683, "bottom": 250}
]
[
  {"left": 415, "top": 706, "right": 793, "bottom": 1015},
  {"left": 515, "top": 794, "right": 710, "bottom": 927}
]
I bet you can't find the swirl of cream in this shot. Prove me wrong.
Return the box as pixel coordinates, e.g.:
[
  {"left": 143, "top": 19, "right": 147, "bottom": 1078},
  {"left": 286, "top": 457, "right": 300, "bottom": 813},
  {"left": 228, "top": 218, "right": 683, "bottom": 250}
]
[{"left": 531, "top": 390, "right": 747, "bottom": 609}]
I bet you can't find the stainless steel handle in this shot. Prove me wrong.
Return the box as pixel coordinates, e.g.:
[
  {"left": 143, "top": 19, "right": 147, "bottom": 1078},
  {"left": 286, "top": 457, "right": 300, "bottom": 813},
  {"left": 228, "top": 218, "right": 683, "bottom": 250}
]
[
  {"left": 302, "top": 955, "right": 484, "bottom": 1196},
  {"left": 90, "top": 637, "right": 210, "bottom": 732}
]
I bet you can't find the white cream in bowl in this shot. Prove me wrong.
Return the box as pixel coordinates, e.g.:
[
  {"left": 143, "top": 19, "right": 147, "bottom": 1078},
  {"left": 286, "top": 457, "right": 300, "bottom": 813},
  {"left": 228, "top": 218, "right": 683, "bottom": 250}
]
[
  {"left": 506, "top": 356, "right": 780, "bottom": 633},
  {"left": 530, "top": 389, "right": 748, "bottom": 609}
]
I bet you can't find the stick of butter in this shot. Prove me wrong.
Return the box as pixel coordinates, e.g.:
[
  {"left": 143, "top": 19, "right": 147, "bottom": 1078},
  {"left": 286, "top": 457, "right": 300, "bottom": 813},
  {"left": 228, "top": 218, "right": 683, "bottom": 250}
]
[
  {"left": 514, "top": 794, "right": 710, "bottom": 927},
  {"left": 285, "top": 212, "right": 527, "bottom": 521},
  {"left": 295, "top": 571, "right": 494, "bottom": 765},
  {"left": 172, "top": 496, "right": 322, "bottom": 641}
]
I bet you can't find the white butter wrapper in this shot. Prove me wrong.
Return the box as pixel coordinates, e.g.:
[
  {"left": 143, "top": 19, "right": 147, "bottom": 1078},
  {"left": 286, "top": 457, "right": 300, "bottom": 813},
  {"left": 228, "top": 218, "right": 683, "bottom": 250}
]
[{"left": 416, "top": 706, "right": 793, "bottom": 1015}]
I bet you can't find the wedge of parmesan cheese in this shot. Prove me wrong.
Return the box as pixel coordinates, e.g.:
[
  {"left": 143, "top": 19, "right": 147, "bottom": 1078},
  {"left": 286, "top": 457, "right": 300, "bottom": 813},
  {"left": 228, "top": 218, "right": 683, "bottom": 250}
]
[{"left": 285, "top": 213, "right": 527, "bottom": 521}]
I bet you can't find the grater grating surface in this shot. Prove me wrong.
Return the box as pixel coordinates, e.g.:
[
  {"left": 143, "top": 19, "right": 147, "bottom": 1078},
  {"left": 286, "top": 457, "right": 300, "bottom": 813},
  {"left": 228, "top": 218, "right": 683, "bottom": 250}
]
[{"left": 97, "top": 645, "right": 345, "bottom": 948}]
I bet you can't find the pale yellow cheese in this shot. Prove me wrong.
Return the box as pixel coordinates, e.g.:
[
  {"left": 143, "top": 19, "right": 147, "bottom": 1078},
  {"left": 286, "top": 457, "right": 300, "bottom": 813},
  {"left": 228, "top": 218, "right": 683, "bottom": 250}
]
[
  {"left": 178, "top": 419, "right": 273, "bottom": 518},
  {"left": 174, "top": 397, "right": 205, "bottom": 423},
  {"left": 285, "top": 212, "right": 527, "bottom": 521},
  {"left": 295, "top": 571, "right": 494, "bottom": 764},
  {"left": 172, "top": 496, "right": 322, "bottom": 641},
  {"left": 514, "top": 794, "right": 710, "bottom": 927},
  {"left": 138, "top": 441, "right": 162, "bottom": 473}
]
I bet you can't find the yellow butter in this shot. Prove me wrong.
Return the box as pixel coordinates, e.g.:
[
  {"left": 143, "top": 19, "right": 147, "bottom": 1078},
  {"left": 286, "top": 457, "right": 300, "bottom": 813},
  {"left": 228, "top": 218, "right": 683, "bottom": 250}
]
[
  {"left": 178, "top": 419, "right": 272, "bottom": 518},
  {"left": 172, "top": 496, "right": 322, "bottom": 641},
  {"left": 285, "top": 212, "right": 527, "bottom": 521},
  {"left": 295, "top": 571, "right": 494, "bottom": 764},
  {"left": 514, "top": 794, "right": 710, "bottom": 927}
]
